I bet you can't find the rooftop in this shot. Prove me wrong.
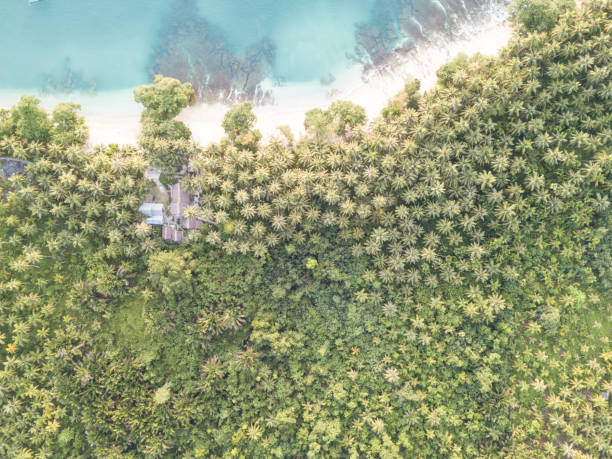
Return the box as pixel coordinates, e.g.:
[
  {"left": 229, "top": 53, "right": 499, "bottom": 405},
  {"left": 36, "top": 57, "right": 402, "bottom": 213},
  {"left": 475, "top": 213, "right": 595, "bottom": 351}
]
[
  {"left": 0, "top": 157, "right": 30, "bottom": 179},
  {"left": 162, "top": 225, "right": 183, "bottom": 243},
  {"left": 139, "top": 203, "right": 165, "bottom": 225},
  {"left": 170, "top": 182, "right": 190, "bottom": 218},
  {"left": 140, "top": 180, "right": 205, "bottom": 240}
]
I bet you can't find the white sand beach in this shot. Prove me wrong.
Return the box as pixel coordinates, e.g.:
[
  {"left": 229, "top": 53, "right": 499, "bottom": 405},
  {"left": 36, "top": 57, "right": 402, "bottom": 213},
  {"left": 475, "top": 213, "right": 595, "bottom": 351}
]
[
  {"left": 181, "top": 7, "right": 512, "bottom": 147},
  {"left": 0, "top": 6, "right": 512, "bottom": 149},
  {"left": 0, "top": 88, "right": 142, "bottom": 147}
]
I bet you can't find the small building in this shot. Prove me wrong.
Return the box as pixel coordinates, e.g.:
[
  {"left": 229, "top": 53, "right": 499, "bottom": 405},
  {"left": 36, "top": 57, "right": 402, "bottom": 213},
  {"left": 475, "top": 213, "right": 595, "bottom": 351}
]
[
  {"left": 161, "top": 225, "right": 172, "bottom": 241},
  {"left": 141, "top": 179, "right": 205, "bottom": 243},
  {"left": 170, "top": 183, "right": 190, "bottom": 218},
  {"left": 162, "top": 225, "right": 183, "bottom": 243},
  {"left": 169, "top": 182, "right": 203, "bottom": 231},
  {"left": 183, "top": 218, "right": 202, "bottom": 230},
  {"left": 0, "top": 157, "right": 30, "bottom": 180},
  {"left": 139, "top": 203, "right": 164, "bottom": 225}
]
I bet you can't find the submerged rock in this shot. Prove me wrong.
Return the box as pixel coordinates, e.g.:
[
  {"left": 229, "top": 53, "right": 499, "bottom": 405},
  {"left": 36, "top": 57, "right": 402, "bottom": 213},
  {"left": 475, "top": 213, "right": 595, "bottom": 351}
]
[
  {"left": 149, "top": 0, "right": 506, "bottom": 104},
  {"left": 353, "top": 0, "right": 506, "bottom": 69},
  {"left": 149, "top": 0, "right": 275, "bottom": 104},
  {"left": 40, "top": 57, "right": 97, "bottom": 95}
]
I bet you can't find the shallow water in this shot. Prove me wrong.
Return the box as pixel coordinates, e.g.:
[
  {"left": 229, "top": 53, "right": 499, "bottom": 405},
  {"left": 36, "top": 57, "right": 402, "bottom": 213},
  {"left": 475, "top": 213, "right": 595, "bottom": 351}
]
[
  {"left": 0, "top": 0, "right": 510, "bottom": 148},
  {"left": 0, "top": 0, "right": 378, "bottom": 94},
  {"left": 1, "top": 0, "right": 496, "bottom": 100},
  {"left": 0, "top": 0, "right": 171, "bottom": 92},
  {"left": 196, "top": 0, "right": 377, "bottom": 82}
]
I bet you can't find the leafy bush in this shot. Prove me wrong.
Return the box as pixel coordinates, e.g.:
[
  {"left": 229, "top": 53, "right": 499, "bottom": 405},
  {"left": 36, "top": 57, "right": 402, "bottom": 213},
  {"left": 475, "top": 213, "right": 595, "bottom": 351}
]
[
  {"left": 305, "top": 100, "right": 366, "bottom": 137},
  {"left": 222, "top": 102, "right": 259, "bottom": 142},
  {"left": 51, "top": 102, "right": 88, "bottom": 146},
  {"left": 0, "top": 2, "right": 610, "bottom": 457},
  {"left": 158, "top": 171, "right": 178, "bottom": 187},
  {"left": 10, "top": 95, "right": 51, "bottom": 143},
  {"left": 134, "top": 74, "right": 194, "bottom": 121},
  {"left": 382, "top": 79, "right": 421, "bottom": 119},
  {"left": 510, "top": 0, "right": 575, "bottom": 33}
]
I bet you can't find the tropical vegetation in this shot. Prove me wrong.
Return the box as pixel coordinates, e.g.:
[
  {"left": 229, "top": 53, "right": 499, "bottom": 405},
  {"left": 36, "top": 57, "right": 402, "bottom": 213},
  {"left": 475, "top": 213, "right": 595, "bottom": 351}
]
[{"left": 0, "top": 1, "right": 610, "bottom": 457}]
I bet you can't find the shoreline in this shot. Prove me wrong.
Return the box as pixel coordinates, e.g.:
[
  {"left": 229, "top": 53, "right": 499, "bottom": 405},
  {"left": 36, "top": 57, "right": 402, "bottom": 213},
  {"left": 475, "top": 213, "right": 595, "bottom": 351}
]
[
  {"left": 0, "top": 88, "right": 142, "bottom": 147},
  {"left": 0, "top": 5, "right": 512, "bottom": 149}
]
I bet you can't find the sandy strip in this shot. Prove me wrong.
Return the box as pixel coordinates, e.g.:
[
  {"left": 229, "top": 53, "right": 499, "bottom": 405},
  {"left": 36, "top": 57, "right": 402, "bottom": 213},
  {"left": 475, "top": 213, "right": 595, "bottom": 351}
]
[
  {"left": 181, "top": 5, "right": 512, "bottom": 146},
  {"left": 0, "top": 88, "right": 142, "bottom": 148},
  {"left": 0, "top": 7, "right": 512, "bottom": 149}
]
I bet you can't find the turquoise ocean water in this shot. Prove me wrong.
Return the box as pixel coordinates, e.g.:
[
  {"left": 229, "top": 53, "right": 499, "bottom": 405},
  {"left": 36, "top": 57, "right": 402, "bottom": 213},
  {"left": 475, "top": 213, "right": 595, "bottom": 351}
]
[{"left": 0, "top": 0, "right": 378, "bottom": 94}]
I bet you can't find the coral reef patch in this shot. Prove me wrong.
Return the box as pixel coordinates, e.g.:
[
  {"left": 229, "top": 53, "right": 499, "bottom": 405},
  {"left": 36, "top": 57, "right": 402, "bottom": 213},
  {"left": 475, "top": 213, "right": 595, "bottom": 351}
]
[
  {"left": 352, "top": 0, "right": 506, "bottom": 68},
  {"left": 40, "top": 57, "right": 97, "bottom": 95},
  {"left": 148, "top": 0, "right": 506, "bottom": 104},
  {"left": 149, "top": 0, "right": 274, "bottom": 104}
]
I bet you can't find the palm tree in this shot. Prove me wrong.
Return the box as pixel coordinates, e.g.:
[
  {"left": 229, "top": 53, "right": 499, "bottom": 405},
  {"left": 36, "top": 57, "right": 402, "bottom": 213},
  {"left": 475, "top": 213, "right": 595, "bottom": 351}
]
[
  {"left": 240, "top": 203, "right": 257, "bottom": 220},
  {"left": 495, "top": 202, "right": 517, "bottom": 222},
  {"left": 135, "top": 221, "right": 151, "bottom": 238},
  {"left": 183, "top": 205, "right": 200, "bottom": 222}
]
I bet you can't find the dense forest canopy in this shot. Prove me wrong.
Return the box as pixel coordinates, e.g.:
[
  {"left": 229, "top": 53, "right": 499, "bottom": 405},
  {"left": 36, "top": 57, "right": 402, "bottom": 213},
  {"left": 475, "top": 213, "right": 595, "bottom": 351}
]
[{"left": 0, "top": 1, "right": 610, "bottom": 457}]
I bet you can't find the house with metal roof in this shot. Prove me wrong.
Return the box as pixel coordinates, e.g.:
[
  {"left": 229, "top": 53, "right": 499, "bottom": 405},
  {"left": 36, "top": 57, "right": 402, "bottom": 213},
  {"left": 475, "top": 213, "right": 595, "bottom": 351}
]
[
  {"left": 140, "top": 180, "right": 209, "bottom": 243},
  {"left": 139, "top": 203, "right": 164, "bottom": 225},
  {"left": 183, "top": 217, "right": 202, "bottom": 230}
]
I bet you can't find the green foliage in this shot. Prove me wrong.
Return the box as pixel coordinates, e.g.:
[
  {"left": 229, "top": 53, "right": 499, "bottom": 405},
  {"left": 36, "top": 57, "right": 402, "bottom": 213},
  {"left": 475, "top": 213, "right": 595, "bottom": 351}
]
[
  {"left": 327, "top": 100, "right": 367, "bottom": 134},
  {"left": 153, "top": 383, "right": 172, "bottom": 405},
  {"left": 507, "top": 291, "right": 611, "bottom": 458},
  {"left": 139, "top": 117, "right": 196, "bottom": 174},
  {"left": 305, "top": 257, "right": 318, "bottom": 270},
  {"left": 510, "top": 0, "right": 575, "bottom": 33},
  {"left": 0, "top": 109, "right": 13, "bottom": 138},
  {"left": 181, "top": 2, "right": 612, "bottom": 454},
  {"left": 135, "top": 77, "right": 196, "bottom": 174},
  {"left": 134, "top": 74, "right": 194, "bottom": 121},
  {"left": 436, "top": 52, "right": 469, "bottom": 85},
  {"left": 222, "top": 101, "right": 261, "bottom": 148},
  {"left": 0, "top": 98, "right": 89, "bottom": 161},
  {"left": 0, "top": 138, "right": 150, "bottom": 456},
  {"left": 0, "top": 2, "right": 611, "bottom": 457},
  {"left": 222, "top": 101, "right": 256, "bottom": 136},
  {"left": 436, "top": 52, "right": 493, "bottom": 87},
  {"left": 142, "top": 117, "right": 192, "bottom": 141},
  {"left": 147, "top": 250, "right": 195, "bottom": 301},
  {"left": 303, "top": 107, "right": 329, "bottom": 137},
  {"left": 382, "top": 79, "right": 421, "bottom": 119},
  {"left": 158, "top": 171, "right": 178, "bottom": 187},
  {"left": 109, "top": 298, "right": 157, "bottom": 357},
  {"left": 51, "top": 102, "right": 88, "bottom": 146},
  {"left": 10, "top": 95, "right": 52, "bottom": 143},
  {"left": 305, "top": 100, "right": 367, "bottom": 137}
]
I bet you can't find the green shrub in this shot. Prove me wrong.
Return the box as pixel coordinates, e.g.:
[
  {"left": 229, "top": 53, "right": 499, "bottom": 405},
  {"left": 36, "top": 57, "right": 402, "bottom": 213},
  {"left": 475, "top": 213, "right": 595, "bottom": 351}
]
[
  {"left": 510, "top": 0, "right": 575, "bottom": 33},
  {"left": 134, "top": 74, "right": 194, "bottom": 121},
  {"left": 11, "top": 95, "right": 51, "bottom": 143},
  {"left": 159, "top": 171, "right": 178, "bottom": 187}
]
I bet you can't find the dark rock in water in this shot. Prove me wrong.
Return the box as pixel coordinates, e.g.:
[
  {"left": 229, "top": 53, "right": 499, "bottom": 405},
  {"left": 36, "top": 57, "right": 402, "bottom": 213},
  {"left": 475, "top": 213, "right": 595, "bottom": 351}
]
[
  {"left": 395, "top": 37, "right": 417, "bottom": 56},
  {"left": 149, "top": 0, "right": 275, "bottom": 104},
  {"left": 40, "top": 57, "right": 97, "bottom": 95},
  {"left": 400, "top": 15, "right": 426, "bottom": 41},
  {"left": 413, "top": 0, "right": 449, "bottom": 31},
  {"left": 353, "top": 0, "right": 505, "bottom": 69},
  {"left": 149, "top": 0, "right": 504, "bottom": 103}
]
